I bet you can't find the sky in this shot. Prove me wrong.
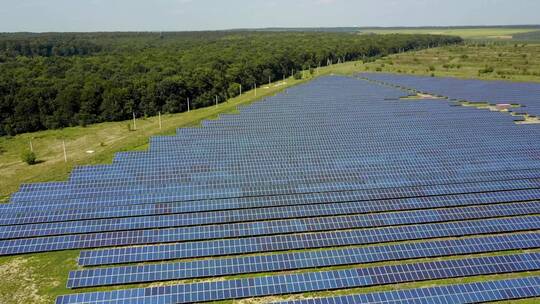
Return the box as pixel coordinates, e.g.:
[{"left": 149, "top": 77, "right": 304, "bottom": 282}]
[{"left": 0, "top": 0, "right": 539, "bottom": 32}]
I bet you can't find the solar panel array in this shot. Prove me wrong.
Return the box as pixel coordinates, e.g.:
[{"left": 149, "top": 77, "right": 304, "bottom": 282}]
[
  {"left": 276, "top": 276, "right": 540, "bottom": 304},
  {"left": 358, "top": 72, "right": 540, "bottom": 117},
  {"left": 68, "top": 232, "right": 540, "bottom": 288},
  {"left": 0, "top": 75, "right": 539, "bottom": 303},
  {"left": 56, "top": 253, "right": 540, "bottom": 303}
]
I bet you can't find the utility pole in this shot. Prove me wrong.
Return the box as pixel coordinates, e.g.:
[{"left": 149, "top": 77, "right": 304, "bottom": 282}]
[
  {"left": 158, "top": 112, "right": 162, "bottom": 129},
  {"left": 62, "top": 140, "right": 67, "bottom": 163},
  {"left": 239, "top": 84, "right": 242, "bottom": 96},
  {"left": 215, "top": 95, "right": 218, "bottom": 107},
  {"left": 132, "top": 112, "right": 136, "bottom": 131},
  {"left": 268, "top": 76, "right": 271, "bottom": 86},
  {"left": 187, "top": 97, "right": 190, "bottom": 112}
]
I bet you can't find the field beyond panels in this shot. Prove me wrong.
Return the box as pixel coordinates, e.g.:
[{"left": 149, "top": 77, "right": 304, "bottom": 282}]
[
  {"left": 364, "top": 43, "right": 540, "bottom": 83},
  {"left": 362, "top": 27, "right": 538, "bottom": 40}
]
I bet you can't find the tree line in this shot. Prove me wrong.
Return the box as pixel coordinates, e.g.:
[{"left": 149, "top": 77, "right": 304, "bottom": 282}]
[{"left": 0, "top": 31, "right": 462, "bottom": 136}]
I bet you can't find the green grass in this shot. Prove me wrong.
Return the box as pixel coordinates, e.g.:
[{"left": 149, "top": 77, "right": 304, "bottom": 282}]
[
  {"left": 2, "top": 44, "right": 540, "bottom": 303},
  {"left": 363, "top": 43, "right": 540, "bottom": 83},
  {"left": 362, "top": 27, "right": 537, "bottom": 40}
]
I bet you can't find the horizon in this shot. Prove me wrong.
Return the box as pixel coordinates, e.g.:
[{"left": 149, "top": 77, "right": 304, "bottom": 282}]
[
  {"left": 1, "top": 0, "right": 540, "bottom": 32},
  {"left": 2, "top": 24, "right": 540, "bottom": 34}
]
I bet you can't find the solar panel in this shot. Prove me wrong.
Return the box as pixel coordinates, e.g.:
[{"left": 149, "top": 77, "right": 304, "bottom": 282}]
[
  {"left": 9, "top": 169, "right": 540, "bottom": 208},
  {"left": 2, "top": 186, "right": 539, "bottom": 226},
  {"left": 3, "top": 177, "right": 540, "bottom": 215},
  {"left": 1, "top": 201, "right": 537, "bottom": 255},
  {"left": 78, "top": 215, "right": 540, "bottom": 266},
  {"left": 3, "top": 189, "right": 539, "bottom": 239},
  {"left": 274, "top": 276, "right": 540, "bottom": 304},
  {"left": 359, "top": 73, "right": 540, "bottom": 117},
  {"left": 55, "top": 252, "right": 540, "bottom": 304},
  {"left": 67, "top": 232, "right": 540, "bottom": 288},
  {"left": 2, "top": 75, "right": 539, "bottom": 302}
]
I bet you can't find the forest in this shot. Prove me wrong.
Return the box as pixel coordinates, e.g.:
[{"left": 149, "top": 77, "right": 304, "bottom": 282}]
[{"left": 0, "top": 32, "right": 462, "bottom": 136}]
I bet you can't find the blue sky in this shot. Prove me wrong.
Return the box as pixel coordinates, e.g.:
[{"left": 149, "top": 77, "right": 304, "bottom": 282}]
[{"left": 1, "top": 0, "right": 539, "bottom": 32}]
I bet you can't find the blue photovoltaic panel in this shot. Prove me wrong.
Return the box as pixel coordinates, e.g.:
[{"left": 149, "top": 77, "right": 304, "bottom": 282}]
[
  {"left": 359, "top": 73, "right": 540, "bottom": 117},
  {"left": 67, "top": 232, "right": 540, "bottom": 288},
  {"left": 0, "top": 75, "right": 538, "bottom": 302},
  {"left": 78, "top": 216, "right": 540, "bottom": 266},
  {"left": 3, "top": 189, "right": 540, "bottom": 239},
  {"left": 56, "top": 253, "right": 540, "bottom": 304},
  {"left": 274, "top": 276, "right": 540, "bottom": 304},
  {"left": 3, "top": 177, "right": 540, "bottom": 215},
  {"left": 6, "top": 77, "right": 540, "bottom": 208},
  {"left": 1, "top": 201, "right": 537, "bottom": 255}
]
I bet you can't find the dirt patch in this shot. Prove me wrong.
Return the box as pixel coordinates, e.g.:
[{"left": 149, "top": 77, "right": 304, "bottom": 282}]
[
  {"left": 515, "top": 115, "right": 540, "bottom": 124},
  {"left": 487, "top": 35, "right": 513, "bottom": 39},
  {"left": 238, "top": 294, "right": 305, "bottom": 304},
  {"left": 401, "top": 93, "right": 443, "bottom": 100},
  {"left": 0, "top": 257, "right": 46, "bottom": 304},
  {"left": 417, "top": 93, "right": 441, "bottom": 99}
]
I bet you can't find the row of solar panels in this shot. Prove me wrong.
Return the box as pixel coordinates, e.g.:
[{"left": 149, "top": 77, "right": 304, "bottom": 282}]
[
  {"left": 1, "top": 200, "right": 538, "bottom": 255},
  {"left": 2, "top": 188, "right": 539, "bottom": 237},
  {"left": 9, "top": 170, "right": 538, "bottom": 203},
  {"left": 9, "top": 77, "right": 539, "bottom": 207},
  {"left": 56, "top": 253, "right": 540, "bottom": 304},
  {"left": 359, "top": 73, "right": 540, "bottom": 117},
  {"left": 5, "top": 177, "right": 539, "bottom": 215},
  {"left": 1, "top": 76, "right": 538, "bottom": 303},
  {"left": 78, "top": 215, "right": 540, "bottom": 266},
  {"left": 68, "top": 232, "right": 540, "bottom": 288},
  {"left": 277, "top": 276, "right": 540, "bottom": 304},
  {"left": 9, "top": 170, "right": 540, "bottom": 207}
]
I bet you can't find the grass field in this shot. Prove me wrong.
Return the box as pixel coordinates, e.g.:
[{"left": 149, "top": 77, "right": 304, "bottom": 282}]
[
  {"left": 362, "top": 27, "right": 538, "bottom": 40},
  {"left": 2, "top": 43, "right": 540, "bottom": 303},
  {"left": 363, "top": 43, "right": 540, "bottom": 83}
]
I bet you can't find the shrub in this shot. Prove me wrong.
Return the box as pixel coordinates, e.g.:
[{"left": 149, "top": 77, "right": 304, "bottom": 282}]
[
  {"left": 21, "top": 150, "right": 37, "bottom": 165},
  {"left": 293, "top": 71, "right": 302, "bottom": 80},
  {"left": 479, "top": 66, "right": 494, "bottom": 74},
  {"left": 428, "top": 65, "right": 436, "bottom": 71}
]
